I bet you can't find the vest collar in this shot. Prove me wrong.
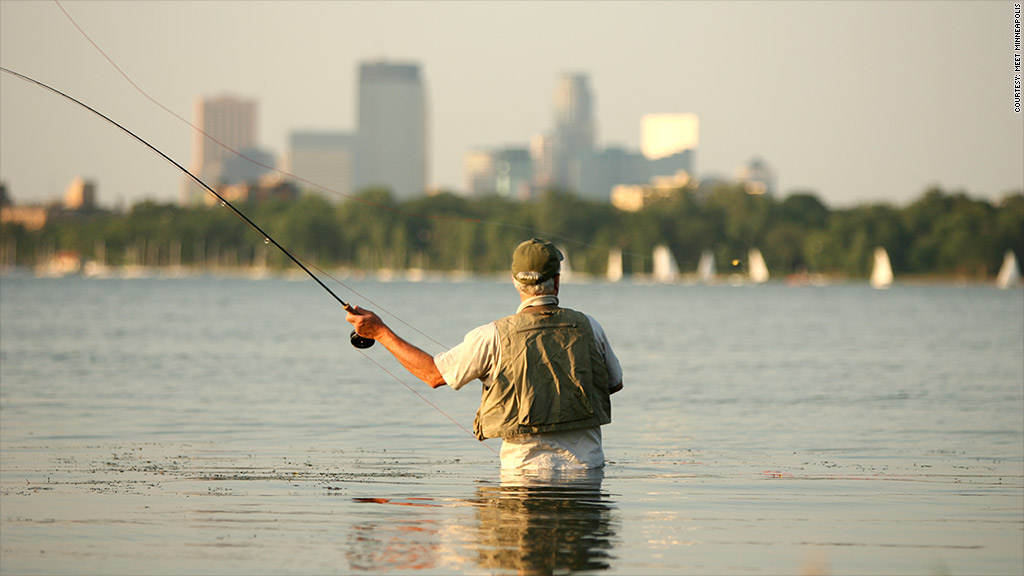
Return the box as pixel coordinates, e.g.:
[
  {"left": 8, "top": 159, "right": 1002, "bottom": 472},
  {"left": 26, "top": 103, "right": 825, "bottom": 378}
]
[{"left": 517, "top": 295, "right": 559, "bottom": 314}]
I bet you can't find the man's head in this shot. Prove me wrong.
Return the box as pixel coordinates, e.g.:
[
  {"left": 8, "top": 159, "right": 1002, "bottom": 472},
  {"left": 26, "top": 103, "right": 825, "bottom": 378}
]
[{"left": 511, "top": 237, "right": 562, "bottom": 295}]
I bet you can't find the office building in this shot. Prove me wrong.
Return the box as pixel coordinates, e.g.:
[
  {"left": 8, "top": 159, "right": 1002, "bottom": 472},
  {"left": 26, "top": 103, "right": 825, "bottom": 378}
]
[
  {"left": 356, "top": 61, "right": 428, "bottom": 200},
  {"left": 285, "top": 131, "right": 356, "bottom": 203},
  {"left": 463, "top": 147, "right": 533, "bottom": 200},
  {"left": 545, "top": 73, "right": 596, "bottom": 192},
  {"left": 221, "top": 147, "right": 275, "bottom": 186},
  {"left": 577, "top": 147, "right": 647, "bottom": 202},
  {"left": 182, "top": 95, "right": 259, "bottom": 205}
]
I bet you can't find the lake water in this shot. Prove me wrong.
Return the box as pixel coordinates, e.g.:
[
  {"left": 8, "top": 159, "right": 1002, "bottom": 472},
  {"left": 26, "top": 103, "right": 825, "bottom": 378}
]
[{"left": 1, "top": 274, "right": 1022, "bottom": 575}]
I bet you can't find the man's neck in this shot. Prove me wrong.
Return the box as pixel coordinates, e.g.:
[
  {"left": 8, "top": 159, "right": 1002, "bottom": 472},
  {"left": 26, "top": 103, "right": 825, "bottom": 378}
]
[{"left": 517, "top": 294, "right": 559, "bottom": 314}]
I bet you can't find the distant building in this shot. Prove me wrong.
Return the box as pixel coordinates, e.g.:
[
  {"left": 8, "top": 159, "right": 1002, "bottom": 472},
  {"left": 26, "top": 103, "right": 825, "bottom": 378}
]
[
  {"left": 611, "top": 171, "right": 692, "bottom": 212},
  {"left": 530, "top": 132, "right": 556, "bottom": 192},
  {"left": 539, "top": 73, "right": 596, "bottom": 193},
  {"left": 2, "top": 177, "right": 105, "bottom": 230},
  {"left": 182, "top": 95, "right": 259, "bottom": 205},
  {"left": 647, "top": 149, "right": 694, "bottom": 184},
  {"left": 736, "top": 157, "right": 775, "bottom": 195},
  {"left": 356, "top": 61, "right": 428, "bottom": 200},
  {"left": 460, "top": 74, "right": 699, "bottom": 204},
  {"left": 463, "top": 147, "right": 533, "bottom": 200},
  {"left": 463, "top": 150, "right": 495, "bottom": 197},
  {"left": 285, "top": 131, "right": 355, "bottom": 203},
  {"left": 204, "top": 174, "right": 299, "bottom": 207},
  {"left": 0, "top": 205, "right": 48, "bottom": 230},
  {"left": 64, "top": 177, "right": 97, "bottom": 210},
  {"left": 640, "top": 113, "right": 697, "bottom": 195},
  {"left": 576, "top": 144, "right": 694, "bottom": 204},
  {"left": 220, "top": 147, "right": 275, "bottom": 186},
  {"left": 577, "top": 147, "right": 648, "bottom": 201},
  {"left": 493, "top": 148, "right": 533, "bottom": 200}
]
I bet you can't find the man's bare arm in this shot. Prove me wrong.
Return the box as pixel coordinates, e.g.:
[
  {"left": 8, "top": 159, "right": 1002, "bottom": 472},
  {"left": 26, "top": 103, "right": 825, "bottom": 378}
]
[{"left": 345, "top": 306, "right": 447, "bottom": 389}]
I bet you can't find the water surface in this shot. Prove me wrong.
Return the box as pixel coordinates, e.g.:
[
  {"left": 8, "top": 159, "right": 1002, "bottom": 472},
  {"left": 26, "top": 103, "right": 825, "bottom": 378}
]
[{"left": 1, "top": 276, "right": 1021, "bottom": 574}]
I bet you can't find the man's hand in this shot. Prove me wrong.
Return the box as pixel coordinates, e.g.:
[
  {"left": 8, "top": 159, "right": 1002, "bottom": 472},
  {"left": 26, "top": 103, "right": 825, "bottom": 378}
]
[{"left": 345, "top": 305, "right": 390, "bottom": 341}]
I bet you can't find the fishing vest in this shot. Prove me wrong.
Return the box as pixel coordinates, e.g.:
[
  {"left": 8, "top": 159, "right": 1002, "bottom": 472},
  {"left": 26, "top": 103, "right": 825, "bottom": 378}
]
[{"left": 473, "top": 307, "right": 612, "bottom": 440}]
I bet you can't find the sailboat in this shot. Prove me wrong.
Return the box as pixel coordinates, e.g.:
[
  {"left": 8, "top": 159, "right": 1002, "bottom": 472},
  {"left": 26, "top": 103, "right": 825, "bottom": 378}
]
[
  {"left": 607, "top": 247, "right": 623, "bottom": 283},
  {"left": 996, "top": 250, "right": 1021, "bottom": 289},
  {"left": 870, "top": 247, "right": 893, "bottom": 289},
  {"left": 748, "top": 247, "right": 770, "bottom": 284},
  {"left": 652, "top": 244, "right": 680, "bottom": 283},
  {"left": 697, "top": 249, "right": 717, "bottom": 284},
  {"left": 558, "top": 246, "right": 573, "bottom": 282}
]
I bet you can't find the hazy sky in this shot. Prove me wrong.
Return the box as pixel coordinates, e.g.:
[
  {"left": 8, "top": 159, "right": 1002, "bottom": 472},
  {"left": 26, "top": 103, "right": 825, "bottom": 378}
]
[{"left": 1, "top": 1, "right": 1021, "bottom": 209}]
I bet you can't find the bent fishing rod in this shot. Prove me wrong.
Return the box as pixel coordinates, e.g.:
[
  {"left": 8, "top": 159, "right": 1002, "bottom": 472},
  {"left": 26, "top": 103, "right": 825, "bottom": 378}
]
[{"left": 1, "top": 66, "right": 375, "bottom": 349}]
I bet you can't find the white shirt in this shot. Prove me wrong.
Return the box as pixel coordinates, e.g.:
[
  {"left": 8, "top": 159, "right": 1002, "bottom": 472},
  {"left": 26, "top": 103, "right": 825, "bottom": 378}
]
[{"left": 433, "top": 296, "right": 623, "bottom": 470}]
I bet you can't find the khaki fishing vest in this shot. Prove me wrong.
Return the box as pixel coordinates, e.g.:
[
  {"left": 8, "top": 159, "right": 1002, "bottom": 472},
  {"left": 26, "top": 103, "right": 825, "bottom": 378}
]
[{"left": 473, "top": 307, "right": 612, "bottom": 440}]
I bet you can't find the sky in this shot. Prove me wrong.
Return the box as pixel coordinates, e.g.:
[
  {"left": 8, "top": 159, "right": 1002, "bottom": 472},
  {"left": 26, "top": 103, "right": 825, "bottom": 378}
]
[{"left": 1, "top": 1, "right": 1021, "bottom": 210}]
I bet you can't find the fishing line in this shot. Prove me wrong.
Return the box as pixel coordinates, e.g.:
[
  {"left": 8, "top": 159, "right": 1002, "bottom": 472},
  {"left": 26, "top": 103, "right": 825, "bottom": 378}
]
[
  {"left": 49, "top": 0, "right": 604, "bottom": 354},
  {"left": 0, "top": 68, "right": 351, "bottom": 312},
  {"left": 51, "top": 0, "right": 651, "bottom": 269},
  {"left": 2, "top": 65, "right": 494, "bottom": 451},
  {"left": 16, "top": 1, "right": 606, "bottom": 456},
  {"left": 51, "top": 0, "right": 479, "bottom": 225},
  {"left": 1, "top": 65, "right": 498, "bottom": 454}
]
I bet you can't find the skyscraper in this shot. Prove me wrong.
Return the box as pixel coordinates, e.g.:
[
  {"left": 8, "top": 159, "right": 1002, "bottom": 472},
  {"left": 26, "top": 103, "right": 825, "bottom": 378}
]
[
  {"left": 286, "top": 131, "right": 356, "bottom": 203},
  {"left": 548, "top": 73, "right": 595, "bottom": 192},
  {"left": 182, "top": 95, "right": 259, "bottom": 205},
  {"left": 355, "top": 61, "right": 428, "bottom": 200}
]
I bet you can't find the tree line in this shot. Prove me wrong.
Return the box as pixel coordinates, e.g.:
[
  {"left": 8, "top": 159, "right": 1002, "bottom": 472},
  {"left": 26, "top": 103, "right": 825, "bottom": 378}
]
[{"left": 2, "top": 184, "right": 1021, "bottom": 280}]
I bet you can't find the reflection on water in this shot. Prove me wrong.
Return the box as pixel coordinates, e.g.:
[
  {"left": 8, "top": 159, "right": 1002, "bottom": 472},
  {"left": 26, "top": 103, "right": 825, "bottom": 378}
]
[
  {"left": 346, "top": 469, "right": 619, "bottom": 574},
  {"left": 347, "top": 497, "right": 448, "bottom": 572},
  {"left": 473, "top": 469, "right": 618, "bottom": 575}
]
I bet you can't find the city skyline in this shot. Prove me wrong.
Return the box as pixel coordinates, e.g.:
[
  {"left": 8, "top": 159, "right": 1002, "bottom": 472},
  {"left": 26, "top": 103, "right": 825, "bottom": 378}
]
[{"left": 0, "top": 1, "right": 1020, "bottom": 209}]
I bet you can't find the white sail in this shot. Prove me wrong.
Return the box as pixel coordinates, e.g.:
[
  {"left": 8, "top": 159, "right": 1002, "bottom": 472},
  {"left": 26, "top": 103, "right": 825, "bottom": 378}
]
[
  {"left": 996, "top": 250, "right": 1021, "bottom": 289},
  {"left": 870, "top": 246, "right": 893, "bottom": 289},
  {"left": 607, "top": 247, "right": 623, "bottom": 283},
  {"left": 652, "top": 244, "right": 680, "bottom": 283},
  {"left": 748, "top": 247, "right": 770, "bottom": 284},
  {"left": 558, "top": 246, "right": 572, "bottom": 281},
  {"left": 697, "top": 249, "right": 717, "bottom": 284}
]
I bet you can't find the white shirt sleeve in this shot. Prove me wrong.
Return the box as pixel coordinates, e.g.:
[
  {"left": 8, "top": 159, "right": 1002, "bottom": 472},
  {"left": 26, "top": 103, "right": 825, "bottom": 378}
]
[
  {"left": 433, "top": 322, "right": 500, "bottom": 390},
  {"left": 586, "top": 314, "right": 623, "bottom": 390}
]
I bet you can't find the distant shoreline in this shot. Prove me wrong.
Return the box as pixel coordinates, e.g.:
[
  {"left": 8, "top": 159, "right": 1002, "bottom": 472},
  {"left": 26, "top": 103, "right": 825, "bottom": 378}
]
[{"left": 2, "top": 264, "right": 1019, "bottom": 289}]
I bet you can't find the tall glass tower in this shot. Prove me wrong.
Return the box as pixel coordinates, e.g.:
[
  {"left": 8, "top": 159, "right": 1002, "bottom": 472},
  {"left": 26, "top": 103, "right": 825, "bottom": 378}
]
[
  {"left": 356, "top": 61, "right": 428, "bottom": 200},
  {"left": 551, "top": 73, "right": 595, "bottom": 192}
]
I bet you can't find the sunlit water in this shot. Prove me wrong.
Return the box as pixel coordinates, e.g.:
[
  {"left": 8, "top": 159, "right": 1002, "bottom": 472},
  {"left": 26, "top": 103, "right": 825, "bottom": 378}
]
[{"left": 1, "top": 274, "right": 1021, "bottom": 575}]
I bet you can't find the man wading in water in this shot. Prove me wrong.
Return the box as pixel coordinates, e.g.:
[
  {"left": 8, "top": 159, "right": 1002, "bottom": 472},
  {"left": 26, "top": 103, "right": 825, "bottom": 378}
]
[{"left": 346, "top": 237, "right": 624, "bottom": 470}]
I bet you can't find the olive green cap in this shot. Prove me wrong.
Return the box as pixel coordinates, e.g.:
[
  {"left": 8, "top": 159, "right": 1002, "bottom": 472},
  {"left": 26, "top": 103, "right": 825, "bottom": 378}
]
[{"left": 511, "top": 237, "right": 563, "bottom": 285}]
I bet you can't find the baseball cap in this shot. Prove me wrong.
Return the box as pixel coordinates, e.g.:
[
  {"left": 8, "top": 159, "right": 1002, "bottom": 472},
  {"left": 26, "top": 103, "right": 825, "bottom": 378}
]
[{"left": 511, "top": 237, "right": 563, "bottom": 285}]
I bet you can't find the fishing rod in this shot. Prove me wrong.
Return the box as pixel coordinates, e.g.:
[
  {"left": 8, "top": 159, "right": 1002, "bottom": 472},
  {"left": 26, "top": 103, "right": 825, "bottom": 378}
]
[
  {"left": 0, "top": 66, "right": 375, "bottom": 349},
  {"left": 2, "top": 65, "right": 500, "bottom": 453}
]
